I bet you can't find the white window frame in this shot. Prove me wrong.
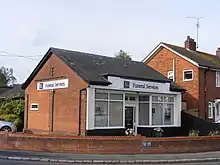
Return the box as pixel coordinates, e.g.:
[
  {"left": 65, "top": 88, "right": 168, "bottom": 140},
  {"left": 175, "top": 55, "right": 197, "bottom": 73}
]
[
  {"left": 208, "top": 102, "right": 214, "bottom": 119},
  {"left": 137, "top": 94, "right": 175, "bottom": 127},
  {"left": 216, "top": 71, "right": 220, "bottom": 87},
  {"left": 30, "top": 103, "right": 39, "bottom": 111},
  {"left": 94, "top": 90, "right": 124, "bottom": 129},
  {"left": 183, "top": 69, "right": 193, "bottom": 81},
  {"left": 167, "top": 71, "right": 174, "bottom": 81}
]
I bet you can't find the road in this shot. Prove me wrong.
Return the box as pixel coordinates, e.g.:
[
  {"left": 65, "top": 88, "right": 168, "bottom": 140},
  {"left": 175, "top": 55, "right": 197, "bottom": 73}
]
[{"left": 1, "top": 159, "right": 220, "bottom": 165}]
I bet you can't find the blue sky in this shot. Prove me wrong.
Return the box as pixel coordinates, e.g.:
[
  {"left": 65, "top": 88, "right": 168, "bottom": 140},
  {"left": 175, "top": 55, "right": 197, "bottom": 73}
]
[{"left": 0, "top": 0, "right": 219, "bottom": 83}]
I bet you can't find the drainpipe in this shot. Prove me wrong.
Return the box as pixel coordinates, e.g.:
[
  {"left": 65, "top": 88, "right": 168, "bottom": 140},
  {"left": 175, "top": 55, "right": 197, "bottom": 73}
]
[
  {"left": 204, "top": 69, "right": 208, "bottom": 120},
  {"left": 172, "top": 59, "right": 175, "bottom": 82},
  {"left": 78, "top": 87, "right": 87, "bottom": 136}
]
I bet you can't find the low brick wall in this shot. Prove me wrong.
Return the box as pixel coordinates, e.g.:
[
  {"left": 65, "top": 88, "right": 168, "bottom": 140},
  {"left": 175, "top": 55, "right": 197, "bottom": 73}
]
[{"left": 0, "top": 132, "right": 220, "bottom": 154}]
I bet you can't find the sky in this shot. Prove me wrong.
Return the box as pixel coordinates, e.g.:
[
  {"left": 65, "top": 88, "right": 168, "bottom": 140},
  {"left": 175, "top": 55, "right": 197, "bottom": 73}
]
[{"left": 0, "top": 0, "right": 220, "bottom": 83}]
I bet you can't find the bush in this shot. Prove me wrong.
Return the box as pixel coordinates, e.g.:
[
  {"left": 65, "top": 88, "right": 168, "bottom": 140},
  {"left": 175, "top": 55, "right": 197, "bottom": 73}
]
[
  {"left": 189, "top": 129, "right": 199, "bottom": 136},
  {"left": 152, "top": 127, "right": 163, "bottom": 137},
  {"left": 0, "top": 99, "right": 24, "bottom": 132},
  {"left": 208, "top": 129, "right": 220, "bottom": 136}
]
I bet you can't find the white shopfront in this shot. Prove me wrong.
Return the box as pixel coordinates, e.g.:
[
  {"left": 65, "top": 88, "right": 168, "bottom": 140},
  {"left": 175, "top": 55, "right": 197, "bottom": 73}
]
[{"left": 86, "top": 76, "right": 182, "bottom": 135}]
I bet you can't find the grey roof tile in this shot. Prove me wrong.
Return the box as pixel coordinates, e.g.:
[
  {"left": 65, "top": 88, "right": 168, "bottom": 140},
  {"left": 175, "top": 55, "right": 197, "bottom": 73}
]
[{"left": 22, "top": 47, "right": 185, "bottom": 92}]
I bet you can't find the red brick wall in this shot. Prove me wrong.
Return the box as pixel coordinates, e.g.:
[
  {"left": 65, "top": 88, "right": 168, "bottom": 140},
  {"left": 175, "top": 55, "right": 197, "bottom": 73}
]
[
  {"left": 199, "top": 69, "right": 220, "bottom": 120},
  {"left": 1, "top": 133, "right": 220, "bottom": 154},
  {"left": 146, "top": 48, "right": 199, "bottom": 112},
  {"left": 25, "top": 54, "right": 87, "bottom": 135}
]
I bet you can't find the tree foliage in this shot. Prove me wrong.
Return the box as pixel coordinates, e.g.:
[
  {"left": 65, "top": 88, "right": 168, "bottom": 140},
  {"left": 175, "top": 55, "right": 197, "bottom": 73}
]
[
  {"left": 0, "top": 67, "right": 16, "bottom": 86},
  {"left": 0, "top": 99, "right": 24, "bottom": 131},
  {"left": 115, "top": 49, "right": 132, "bottom": 60}
]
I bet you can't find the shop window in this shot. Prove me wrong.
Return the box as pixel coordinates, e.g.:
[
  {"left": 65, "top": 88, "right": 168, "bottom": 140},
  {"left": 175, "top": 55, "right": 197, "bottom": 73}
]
[
  {"left": 95, "top": 101, "right": 108, "bottom": 127},
  {"left": 139, "top": 103, "right": 149, "bottom": 125},
  {"left": 183, "top": 70, "right": 193, "bottom": 81},
  {"left": 95, "top": 92, "right": 108, "bottom": 100},
  {"left": 152, "top": 96, "right": 174, "bottom": 126},
  {"left": 109, "top": 102, "right": 123, "bottom": 126},
  {"left": 139, "top": 95, "right": 149, "bottom": 101},
  {"left": 125, "top": 94, "right": 136, "bottom": 101},
  {"left": 110, "top": 93, "right": 123, "bottom": 100},
  {"left": 208, "top": 102, "right": 213, "bottom": 119},
  {"left": 138, "top": 95, "right": 150, "bottom": 125},
  {"left": 30, "top": 103, "right": 39, "bottom": 110},
  {"left": 94, "top": 91, "right": 123, "bottom": 128}
]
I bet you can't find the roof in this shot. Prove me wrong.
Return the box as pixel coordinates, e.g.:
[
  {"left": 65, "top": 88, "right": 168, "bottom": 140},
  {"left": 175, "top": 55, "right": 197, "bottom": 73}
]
[
  {"left": 22, "top": 47, "right": 185, "bottom": 92},
  {"left": 0, "top": 84, "right": 24, "bottom": 99},
  {"left": 0, "top": 87, "right": 11, "bottom": 95},
  {"left": 145, "top": 42, "right": 220, "bottom": 69}
]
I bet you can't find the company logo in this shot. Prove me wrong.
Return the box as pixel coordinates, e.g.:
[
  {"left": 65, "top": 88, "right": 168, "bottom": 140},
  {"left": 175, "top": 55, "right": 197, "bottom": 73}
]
[
  {"left": 124, "top": 81, "right": 130, "bottom": 88},
  {"left": 39, "top": 83, "right": 43, "bottom": 89}
]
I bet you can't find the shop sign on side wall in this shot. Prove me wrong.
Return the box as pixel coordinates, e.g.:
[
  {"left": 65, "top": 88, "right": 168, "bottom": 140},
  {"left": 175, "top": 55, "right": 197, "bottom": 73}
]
[{"left": 37, "top": 79, "right": 69, "bottom": 90}]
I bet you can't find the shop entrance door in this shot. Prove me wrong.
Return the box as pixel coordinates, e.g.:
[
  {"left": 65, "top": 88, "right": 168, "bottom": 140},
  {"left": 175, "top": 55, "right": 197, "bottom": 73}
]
[{"left": 125, "top": 106, "right": 136, "bottom": 134}]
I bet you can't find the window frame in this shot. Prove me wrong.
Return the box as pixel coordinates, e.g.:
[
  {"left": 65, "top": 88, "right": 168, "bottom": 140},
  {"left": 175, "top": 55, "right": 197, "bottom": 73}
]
[
  {"left": 138, "top": 94, "right": 175, "bottom": 127},
  {"left": 208, "top": 102, "right": 214, "bottom": 119},
  {"left": 94, "top": 90, "right": 124, "bottom": 129},
  {"left": 216, "top": 71, "right": 220, "bottom": 87},
  {"left": 183, "top": 69, "right": 193, "bottom": 81},
  {"left": 30, "top": 103, "right": 39, "bottom": 111}
]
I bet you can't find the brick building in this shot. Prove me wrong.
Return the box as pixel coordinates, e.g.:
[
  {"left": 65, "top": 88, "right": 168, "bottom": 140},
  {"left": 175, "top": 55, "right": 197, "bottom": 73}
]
[
  {"left": 143, "top": 36, "right": 220, "bottom": 123},
  {"left": 22, "top": 47, "right": 184, "bottom": 136}
]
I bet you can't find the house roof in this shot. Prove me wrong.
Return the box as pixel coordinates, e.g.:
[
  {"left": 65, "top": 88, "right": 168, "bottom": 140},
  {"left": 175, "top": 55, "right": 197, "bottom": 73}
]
[
  {"left": 144, "top": 42, "right": 220, "bottom": 70},
  {"left": 0, "top": 87, "right": 11, "bottom": 95},
  {"left": 0, "top": 84, "right": 24, "bottom": 99},
  {"left": 22, "top": 47, "right": 185, "bottom": 92}
]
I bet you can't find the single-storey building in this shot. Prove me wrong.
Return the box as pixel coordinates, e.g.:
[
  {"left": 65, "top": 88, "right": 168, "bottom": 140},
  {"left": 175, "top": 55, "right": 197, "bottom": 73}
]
[{"left": 22, "top": 48, "right": 185, "bottom": 136}]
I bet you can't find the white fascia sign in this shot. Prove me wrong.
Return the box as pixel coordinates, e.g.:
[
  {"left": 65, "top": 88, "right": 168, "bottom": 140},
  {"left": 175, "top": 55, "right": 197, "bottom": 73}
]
[
  {"left": 37, "top": 79, "right": 69, "bottom": 91},
  {"left": 108, "top": 76, "right": 170, "bottom": 93}
]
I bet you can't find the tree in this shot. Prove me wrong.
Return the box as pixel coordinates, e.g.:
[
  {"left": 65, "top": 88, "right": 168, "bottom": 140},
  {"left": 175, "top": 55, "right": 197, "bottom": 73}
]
[
  {"left": 0, "top": 99, "right": 24, "bottom": 131},
  {"left": 115, "top": 49, "right": 132, "bottom": 60},
  {"left": 0, "top": 67, "right": 16, "bottom": 86}
]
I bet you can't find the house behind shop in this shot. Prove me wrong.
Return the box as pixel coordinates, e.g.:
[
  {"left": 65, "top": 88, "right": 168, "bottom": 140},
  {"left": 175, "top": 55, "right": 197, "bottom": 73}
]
[{"left": 143, "top": 36, "right": 220, "bottom": 123}]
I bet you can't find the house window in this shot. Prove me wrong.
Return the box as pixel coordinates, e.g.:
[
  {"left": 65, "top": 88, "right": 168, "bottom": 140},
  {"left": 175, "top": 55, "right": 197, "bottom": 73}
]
[
  {"left": 216, "top": 71, "right": 220, "bottom": 87},
  {"left": 94, "top": 90, "right": 123, "bottom": 128},
  {"left": 183, "top": 70, "right": 193, "bottom": 81},
  {"left": 208, "top": 102, "right": 214, "bottom": 119},
  {"left": 30, "top": 103, "right": 39, "bottom": 110},
  {"left": 167, "top": 71, "right": 174, "bottom": 81}
]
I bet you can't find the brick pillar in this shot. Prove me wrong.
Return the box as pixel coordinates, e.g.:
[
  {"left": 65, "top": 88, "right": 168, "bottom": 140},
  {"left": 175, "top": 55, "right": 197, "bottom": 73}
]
[
  {"left": 80, "top": 90, "right": 87, "bottom": 136},
  {"left": 49, "top": 90, "right": 55, "bottom": 132},
  {"left": 23, "top": 94, "right": 29, "bottom": 131}
]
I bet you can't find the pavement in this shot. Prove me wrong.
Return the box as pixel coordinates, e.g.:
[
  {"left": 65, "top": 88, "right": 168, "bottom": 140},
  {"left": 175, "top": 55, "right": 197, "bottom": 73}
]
[
  {"left": 2, "top": 160, "right": 220, "bottom": 165},
  {"left": 1, "top": 149, "right": 220, "bottom": 164},
  {"left": 1, "top": 160, "right": 220, "bottom": 165}
]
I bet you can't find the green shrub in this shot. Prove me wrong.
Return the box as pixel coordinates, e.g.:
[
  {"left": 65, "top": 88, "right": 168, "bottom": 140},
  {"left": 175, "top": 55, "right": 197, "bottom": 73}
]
[
  {"left": 0, "top": 99, "right": 24, "bottom": 132},
  {"left": 208, "top": 129, "right": 220, "bottom": 136},
  {"left": 189, "top": 129, "right": 199, "bottom": 136}
]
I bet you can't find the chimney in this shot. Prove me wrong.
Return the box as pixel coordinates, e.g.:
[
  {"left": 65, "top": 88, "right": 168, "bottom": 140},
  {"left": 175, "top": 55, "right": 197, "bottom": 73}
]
[
  {"left": 216, "top": 47, "right": 220, "bottom": 58},
  {"left": 184, "top": 36, "right": 196, "bottom": 51}
]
